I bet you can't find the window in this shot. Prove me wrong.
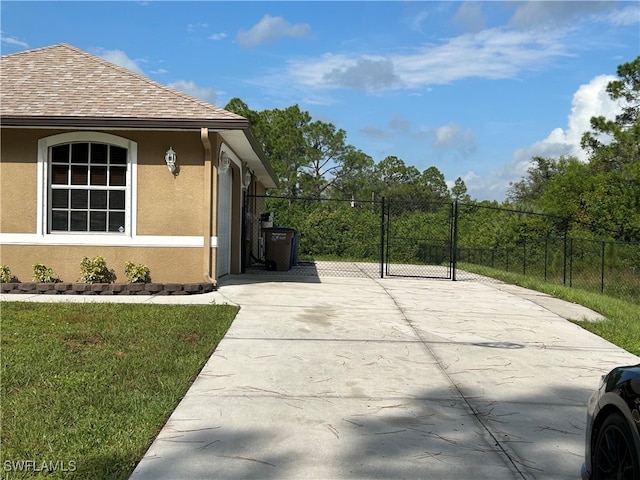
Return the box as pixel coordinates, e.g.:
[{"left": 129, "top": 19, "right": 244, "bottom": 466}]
[{"left": 48, "top": 142, "right": 128, "bottom": 233}]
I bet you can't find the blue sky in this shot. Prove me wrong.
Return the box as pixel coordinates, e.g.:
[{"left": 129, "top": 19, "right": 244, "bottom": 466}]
[{"left": 2, "top": 1, "right": 639, "bottom": 200}]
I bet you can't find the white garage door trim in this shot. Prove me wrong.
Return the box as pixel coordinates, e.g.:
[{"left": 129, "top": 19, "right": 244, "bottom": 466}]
[{"left": 217, "top": 167, "right": 232, "bottom": 277}]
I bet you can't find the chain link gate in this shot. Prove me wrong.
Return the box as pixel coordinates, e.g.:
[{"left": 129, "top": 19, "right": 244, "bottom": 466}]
[{"left": 383, "top": 199, "right": 456, "bottom": 279}]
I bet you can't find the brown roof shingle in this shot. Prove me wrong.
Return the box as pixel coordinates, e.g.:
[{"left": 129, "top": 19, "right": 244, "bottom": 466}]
[{"left": 0, "top": 43, "right": 248, "bottom": 129}]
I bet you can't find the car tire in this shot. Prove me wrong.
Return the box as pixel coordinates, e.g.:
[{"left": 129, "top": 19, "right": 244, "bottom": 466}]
[{"left": 592, "top": 411, "right": 640, "bottom": 480}]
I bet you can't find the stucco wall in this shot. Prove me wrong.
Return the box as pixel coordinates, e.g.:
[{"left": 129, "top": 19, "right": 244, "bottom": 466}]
[
  {"left": 134, "top": 130, "right": 204, "bottom": 236},
  {"left": 0, "top": 129, "right": 39, "bottom": 233},
  {"left": 0, "top": 128, "right": 207, "bottom": 236},
  {"left": 2, "top": 129, "right": 201, "bottom": 283},
  {"left": 0, "top": 127, "right": 271, "bottom": 283},
  {"left": 0, "top": 244, "right": 203, "bottom": 284}
]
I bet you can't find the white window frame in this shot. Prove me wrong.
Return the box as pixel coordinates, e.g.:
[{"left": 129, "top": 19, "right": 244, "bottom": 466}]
[{"left": 37, "top": 132, "right": 138, "bottom": 244}]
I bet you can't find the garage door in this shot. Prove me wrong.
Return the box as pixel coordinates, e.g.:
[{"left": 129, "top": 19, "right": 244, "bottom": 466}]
[{"left": 217, "top": 167, "right": 232, "bottom": 277}]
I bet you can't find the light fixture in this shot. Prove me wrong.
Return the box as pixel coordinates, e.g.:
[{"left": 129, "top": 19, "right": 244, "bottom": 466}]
[
  {"left": 243, "top": 169, "right": 252, "bottom": 190},
  {"left": 219, "top": 152, "right": 231, "bottom": 173},
  {"left": 165, "top": 147, "right": 177, "bottom": 174}
]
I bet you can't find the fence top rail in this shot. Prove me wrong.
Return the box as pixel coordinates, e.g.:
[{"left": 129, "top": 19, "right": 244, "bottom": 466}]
[
  {"left": 458, "top": 201, "right": 570, "bottom": 222},
  {"left": 248, "top": 194, "right": 384, "bottom": 205}
]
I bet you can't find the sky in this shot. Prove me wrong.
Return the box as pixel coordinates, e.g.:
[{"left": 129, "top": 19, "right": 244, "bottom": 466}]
[{"left": 1, "top": 1, "right": 639, "bottom": 201}]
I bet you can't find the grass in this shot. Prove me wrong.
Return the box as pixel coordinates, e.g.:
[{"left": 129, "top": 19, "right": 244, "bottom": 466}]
[
  {"left": 460, "top": 263, "right": 640, "bottom": 357},
  {"left": 0, "top": 302, "right": 237, "bottom": 479}
]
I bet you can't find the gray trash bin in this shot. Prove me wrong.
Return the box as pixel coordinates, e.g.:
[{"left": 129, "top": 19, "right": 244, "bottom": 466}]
[{"left": 263, "top": 227, "right": 296, "bottom": 271}]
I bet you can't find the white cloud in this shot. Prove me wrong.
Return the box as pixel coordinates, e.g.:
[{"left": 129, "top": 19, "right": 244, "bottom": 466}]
[
  {"left": 452, "top": 2, "right": 486, "bottom": 33},
  {"left": 0, "top": 33, "right": 29, "bottom": 49},
  {"left": 187, "top": 22, "right": 208, "bottom": 33},
  {"left": 467, "top": 74, "right": 621, "bottom": 200},
  {"left": 508, "top": 1, "right": 613, "bottom": 30},
  {"left": 606, "top": 5, "right": 640, "bottom": 27},
  {"left": 431, "top": 123, "right": 476, "bottom": 156},
  {"left": 287, "top": 27, "right": 568, "bottom": 92},
  {"left": 209, "top": 32, "right": 227, "bottom": 41},
  {"left": 167, "top": 80, "right": 217, "bottom": 104},
  {"left": 363, "top": 115, "right": 476, "bottom": 160},
  {"left": 513, "top": 74, "right": 618, "bottom": 165},
  {"left": 323, "top": 56, "right": 401, "bottom": 91},
  {"left": 388, "top": 114, "right": 412, "bottom": 133},
  {"left": 433, "top": 124, "right": 460, "bottom": 148},
  {"left": 97, "top": 48, "right": 145, "bottom": 75},
  {"left": 237, "top": 15, "right": 310, "bottom": 47}
]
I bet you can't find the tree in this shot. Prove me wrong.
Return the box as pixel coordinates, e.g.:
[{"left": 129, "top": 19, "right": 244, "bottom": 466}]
[
  {"left": 225, "top": 99, "right": 372, "bottom": 199},
  {"left": 507, "top": 156, "right": 562, "bottom": 206},
  {"left": 373, "top": 156, "right": 420, "bottom": 200},
  {"left": 451, "top": 177, "right": 470, "bottom": 202},
  {"left": 419, "top": 166, "right": 449, "bottom": 203},
  {"left": 581, "top": 56, "right": 640, "bottom": 173},
  {"left": 580, "top": 56, "right": 640, "bottom": 241},
  {"left": 328, "top": 147, "right": 376, "bottom": 201},
  {"left": 506, "top": 57, "right": 640, "bottom": 242},
  {"left": 225, "top": 100, "right": 308, "bottom": 196}
]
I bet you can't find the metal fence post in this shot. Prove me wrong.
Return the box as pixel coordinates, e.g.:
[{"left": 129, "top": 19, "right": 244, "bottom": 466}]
[
  {"left": 563, "top": 231, "right": 568, "bottom": 286},
  {"left": 569, "top": 237, "right": 574, "bottom": 288},
  {"left": 379, "top": 197, "right": 385, "bottom": 279},
  {"left": 452, "top": 201, "right": 459, "bottom": 281},
  {"left": 544, "top": 237, "right": 549, "bottom": 281},
  {"left": 601, "top": 240, "right": 605, "bottom": 293}
]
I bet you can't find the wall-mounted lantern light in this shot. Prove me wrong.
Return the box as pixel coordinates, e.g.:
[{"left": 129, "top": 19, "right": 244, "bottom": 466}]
[
  {"left": 219, "top": 152, "right": 231, "bottom": 173},
  {"left": 165, "top": 147, "right": 177, "bottom": 174},
  {"left": 243, "top": 169, "right": 252, "bottom": 190}
]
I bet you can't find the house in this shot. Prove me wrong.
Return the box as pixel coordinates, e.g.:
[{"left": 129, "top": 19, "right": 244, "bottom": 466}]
[{"left": 0, "top": 43, "right": 277, "bottom": 288}]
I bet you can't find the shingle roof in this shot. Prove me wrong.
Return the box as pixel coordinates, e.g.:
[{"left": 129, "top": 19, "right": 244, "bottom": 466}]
[{"left": 0, "top": 43, "right": 248, "bottom": 129}]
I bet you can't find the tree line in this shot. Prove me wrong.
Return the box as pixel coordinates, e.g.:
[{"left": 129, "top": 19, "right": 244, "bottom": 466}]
[{"left": 229, "top": 56, "right": 639, "bottom": 244}]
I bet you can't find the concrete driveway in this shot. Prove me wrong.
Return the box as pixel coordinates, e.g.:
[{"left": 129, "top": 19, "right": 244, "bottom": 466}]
[{"left": 129, "top": 274, "right": 639, "bottom": 480}]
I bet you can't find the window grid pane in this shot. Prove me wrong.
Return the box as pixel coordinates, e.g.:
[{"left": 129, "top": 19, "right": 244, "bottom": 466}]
[
  {"left": 90, "top": 166, "right": 108, "bottom": 186},
  {"left": 49, "top": 141, "right": 128, "bottom": 233},
  {"left": 51, "top": 210, "right": 68, "bottom": 231},
  {"left": 70, "top": 211, "right": 88, "bottom": 231},
  {"left": 90, "top": 211, "right": 107, "bottom": 232}
]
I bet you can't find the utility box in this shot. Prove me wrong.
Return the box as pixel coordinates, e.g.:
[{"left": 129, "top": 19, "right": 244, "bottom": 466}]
[{"left": 263, "top": 227, "right": 296, "bottom": 271}]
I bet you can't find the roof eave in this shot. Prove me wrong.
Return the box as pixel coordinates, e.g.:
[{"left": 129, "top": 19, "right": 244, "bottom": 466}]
[
  {"left": 0, "top": 115, "right": 250, "bottom": 130},
  {"left": 242, "top": 128, "right": 279, "bottom": 189}
]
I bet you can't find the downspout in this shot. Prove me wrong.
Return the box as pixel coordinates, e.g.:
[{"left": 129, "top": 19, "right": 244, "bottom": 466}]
[{"left": 201, "top": 128, "right": 217, "bottom": 283}]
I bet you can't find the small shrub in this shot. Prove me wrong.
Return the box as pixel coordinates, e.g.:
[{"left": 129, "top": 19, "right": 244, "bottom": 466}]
[
  {"left": 32, "top": 263, "right": 60, "bottom": 283},
  {"left": 0, "top": 265, "right": 17, "bottom": 283},
  {"left": 124, "top": 261, "right": 151, "bottom": 284},
  {"left": 79, "top": 256, "right": 115, "bottom": 284}
]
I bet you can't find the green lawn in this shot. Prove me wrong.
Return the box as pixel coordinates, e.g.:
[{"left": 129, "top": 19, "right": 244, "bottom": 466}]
[
  {"left": 0, "top": 302, "right": 237, "bottom": 479},
  {"left": 460, "top": 263, "right": 640, "bottom": 357}
]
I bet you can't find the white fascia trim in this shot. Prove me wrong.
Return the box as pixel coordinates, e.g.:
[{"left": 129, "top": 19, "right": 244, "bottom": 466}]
[{"left": 0, "top": 234, "right": 219, "bottom": 248}]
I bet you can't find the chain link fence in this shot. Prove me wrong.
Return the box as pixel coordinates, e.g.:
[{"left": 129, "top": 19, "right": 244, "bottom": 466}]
[
  {"left": 243, "top": 196, "right": 640, "bottom": 302},
  {"left": 244, "top": 195, "right": 383, "bottom": 278},
  {"left": 456, "top": 203, "right": 640, "bottom": 303}
]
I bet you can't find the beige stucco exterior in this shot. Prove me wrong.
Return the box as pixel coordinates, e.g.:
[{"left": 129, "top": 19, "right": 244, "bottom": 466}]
[
  {"left": 0, "top": 245, "right": 203, "bottom": 284},
  {"left": 1, "top": 44, "right": 278, "bottom": 286},
  {"left": 0, "top": 127, "right": 261, "bottom": 284}
]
